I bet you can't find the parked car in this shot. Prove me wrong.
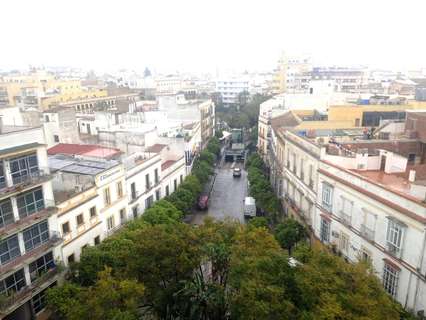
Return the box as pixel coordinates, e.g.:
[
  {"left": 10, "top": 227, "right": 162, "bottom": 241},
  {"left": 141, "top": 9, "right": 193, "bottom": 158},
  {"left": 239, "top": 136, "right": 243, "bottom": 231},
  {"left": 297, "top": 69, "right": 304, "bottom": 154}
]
[
  {"left": 198, "top": 195, "right": 209, "bottom": 210},
  {"left": 244, "top": 196, "right": 256, "bottom": 218},
  {"left": 233, "top": 167, "right": 241, "bottom": 178}
]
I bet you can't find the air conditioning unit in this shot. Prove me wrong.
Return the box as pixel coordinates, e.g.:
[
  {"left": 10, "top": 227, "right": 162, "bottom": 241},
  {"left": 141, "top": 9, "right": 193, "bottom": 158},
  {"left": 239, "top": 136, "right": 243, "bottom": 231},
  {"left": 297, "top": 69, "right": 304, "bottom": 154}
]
[{"left": 332, "top": 231, "right": 340, "bottom": 238}]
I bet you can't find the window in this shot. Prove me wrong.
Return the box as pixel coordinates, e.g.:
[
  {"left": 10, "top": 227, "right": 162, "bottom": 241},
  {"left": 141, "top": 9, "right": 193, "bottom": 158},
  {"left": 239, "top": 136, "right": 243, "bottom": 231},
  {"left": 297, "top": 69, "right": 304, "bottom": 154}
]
[
  {"left": 53, "top": 135, "right": 59, "bottom": 143},
  {"left": 0, "top": 162, "right": 6, "bottom": 189},
  {"left": 17, "top": 187, "right": 45, "bottom": 219},
  {"left": 103, "top": 187, "right": 111, "bottom": 206},
  {"left": 31, "top": 282, "right": 56, "bottom": 314},
  {"left": 145, "top": 195, "right": 154, "bottom": 209},
  {"left": 82, "top": 244, "right": 88, "bottom": 251},
  {"left": 180, "top": 174, "right": 183, "bottom": 184},
  {"left": 386, "top": 218, "right": 405, "bottom": 258},
  {"left": 94, "top": 236, "right": 100, "bottom": 245},
  {"left": 174, "top": 179, "right": 177, "bottom": 191},
  {"left": 339, "top": 232, "right": 349, "bottom": 254},
  {"left": 76, "top": 214, "right": 84, "bottom": 226},
  {"left": 383, "top": 262, "right": 399, "bottom": 297},
  {"left": 361, "top": 210, "right": 376, "bottom": 241},
  {"left": 340, "top": 197, "right": 353, "bottom": 225},
  {"left": 117, "top": 181, "right": 123, "bottom": 198},
  {"left": 0, "top": 199, "right": 14, "bottom": 228},
  {"left": 154, "top": 169, "right": 159, "bottom": 184},
  {"left": 145, "top": 174, "right": 150, "bottom": 189},
  {"left": 300, "top": 158, "right": 304, "bottom": 180},
  {"left": 107, "top": 216, "right": 115, "bottom": 230},
  {"left": 131, "top": 182, "right": 137, "bottom": 200},
  {"left": 132, "top": 205, "right": 138, "bottom": 219},
  {"left": 320, "top": 218, "right": 330, "bottom": 243},
  {"left": 359, "top": 247, "right": 371, "bottom": 262},
  {"left": 321, "top": 182, "right": 333, "bottom": 212},
  {"left": 10, "top": 153, "right": 39, "bottom": 184},
  {"left": 0, "top": 234, "right": 21, "bottom": 265},
  {"left": 23, "top": 221, "right": 49, "bottom": 251},
  {"left": 165, "top": 185, "right": 170, "bottom": 196},
  {"left": 407, "top": 153, "right": 416, "bottom": 165},
  {"left": 0, "top": 269, "right": 26, "bottom": 295},
  {"left": 62, "top": 221, "right": 70, "bottom": 235},
  {"left": 120, "top": 208, "right": 126, "bottom": 223},
  {"left": 29, "top": 251, "right": 55, "bottom": 282},
  {"left": 90, "top": 206, "right": 97, "bottom": 218},
  {"left": 67, "top": 253, "right": 75, "bottom": 264},
  {"left": 155, "top": 189, "right": 161, "bottom": 201}
]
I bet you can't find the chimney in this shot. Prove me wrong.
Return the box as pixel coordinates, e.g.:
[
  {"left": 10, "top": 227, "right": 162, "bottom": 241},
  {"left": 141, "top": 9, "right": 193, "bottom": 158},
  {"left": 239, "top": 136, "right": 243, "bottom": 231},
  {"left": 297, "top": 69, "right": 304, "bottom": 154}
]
[{"left": 409, "top": 170, "right": 416, "bottom": 182}]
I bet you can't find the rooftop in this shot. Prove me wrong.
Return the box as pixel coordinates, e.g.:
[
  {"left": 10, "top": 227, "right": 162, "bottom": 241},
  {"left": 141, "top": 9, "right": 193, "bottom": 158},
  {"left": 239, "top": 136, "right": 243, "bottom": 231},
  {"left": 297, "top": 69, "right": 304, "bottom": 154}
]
[
  {"left": 161, "top": 159, "right": 177, "bottom": 171},
  {"left": 0, "top": 125, "right": 38, "bottom": 135},
  {"left": 48, "top": 143, "right": 121, "bottom": 159},
  {"left": 48, "top": 154, "right": 119, "bottom": 176},
  {"left": 351, "top": 164, "right": 426, "bottom": 201},
  {"left": 146, "top": 144, "right": 168, "bottom": 153}
]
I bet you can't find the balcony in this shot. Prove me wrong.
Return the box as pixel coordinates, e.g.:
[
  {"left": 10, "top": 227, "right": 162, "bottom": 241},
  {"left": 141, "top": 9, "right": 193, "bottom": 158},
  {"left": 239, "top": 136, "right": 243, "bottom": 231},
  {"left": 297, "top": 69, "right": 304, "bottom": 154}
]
[
  {"left": 386, "top": 242, "right": 403, "bottom": 259},
  {"left": 360, "top": 224, "right": 375, "bottom": 242},
  {"left": 0, "top": 231, "right": 62, "bottom": 275},
  {"left": 0, "top": 200, "right": 57, "bottom": 238},
  {"left": 0, "top": 168, "right": 52, "bottom": 201},
  {"left": 340, "top": 212, "right": 352, "bottom": 227},
  {"left": 129, "top": 190, "right": 141, "bottom": 204},
  {"left": 0, "top": 266, "right": 62, "bottom": 316}
]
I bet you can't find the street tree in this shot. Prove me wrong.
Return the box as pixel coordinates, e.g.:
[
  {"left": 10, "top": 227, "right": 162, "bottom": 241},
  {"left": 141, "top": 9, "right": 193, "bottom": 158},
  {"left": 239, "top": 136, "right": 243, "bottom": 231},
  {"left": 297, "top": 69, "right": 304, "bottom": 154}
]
[{"left": 274, "top": 219, "right": 307, "bottom": 255}]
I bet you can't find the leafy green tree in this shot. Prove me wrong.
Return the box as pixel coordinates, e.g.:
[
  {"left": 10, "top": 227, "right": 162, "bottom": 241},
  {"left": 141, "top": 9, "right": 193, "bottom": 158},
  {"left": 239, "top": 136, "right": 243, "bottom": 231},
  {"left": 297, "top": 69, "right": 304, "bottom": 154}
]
[
  {"left": 206, "top": 137, "right": 221, "bottom": 156},
  {"left": 47, "top": 267, "right": 144, "bottom": 320},
  {"left": 199, "top": 150, "right": 216, "bottom": 166},
  {"left": 274, "top": 219, "right": 307, "bottom": 255},
  {"left": 127, "top": 223, "right": 202, "bottom": 318},
  {"left": 74, "top": 236, "right": 136, "bottom": 286},
  {"left": 141, "top": 199, "right": 183, "bottom": 225},
  {"left": 179, "top": 174, "right": 202, "bottom": 198},
  {"left": 292, "top": 245, "right": 401, "bottom": 320},
  {"left": 248, "top": 217, "right": 269, "bottom": 229},
  {"left": 168, "top": 188, "right": 196, "bottom": 214},
  {"left": 229, "top": 227, "right": 296, "bottom": 319},
  {"left": 192, "top": 160, "right": 213, "bottom": 184}
]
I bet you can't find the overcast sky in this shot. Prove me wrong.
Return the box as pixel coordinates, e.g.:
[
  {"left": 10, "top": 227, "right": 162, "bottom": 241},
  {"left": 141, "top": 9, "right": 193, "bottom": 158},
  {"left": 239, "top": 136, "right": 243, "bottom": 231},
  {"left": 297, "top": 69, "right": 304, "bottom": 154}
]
[{"left": 1, "top": 0, "right": 425, "bottom": 74}]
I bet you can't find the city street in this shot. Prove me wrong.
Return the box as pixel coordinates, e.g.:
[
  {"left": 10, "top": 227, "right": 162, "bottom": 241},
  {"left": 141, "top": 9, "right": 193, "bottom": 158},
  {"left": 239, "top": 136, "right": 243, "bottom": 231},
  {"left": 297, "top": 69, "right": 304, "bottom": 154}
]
[{"left": 190, "top": 160, "right": 247, "bottom": 225}]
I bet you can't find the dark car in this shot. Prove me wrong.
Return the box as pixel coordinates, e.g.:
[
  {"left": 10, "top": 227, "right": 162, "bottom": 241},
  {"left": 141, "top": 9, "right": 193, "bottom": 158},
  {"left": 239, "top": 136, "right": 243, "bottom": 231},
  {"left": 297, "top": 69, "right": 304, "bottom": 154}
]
[
  {"left": 198, "top": 195, "right": 209, "bottom": 210},
  {"left": 233, "top": 167, "right": 241, "bottom": 178}
]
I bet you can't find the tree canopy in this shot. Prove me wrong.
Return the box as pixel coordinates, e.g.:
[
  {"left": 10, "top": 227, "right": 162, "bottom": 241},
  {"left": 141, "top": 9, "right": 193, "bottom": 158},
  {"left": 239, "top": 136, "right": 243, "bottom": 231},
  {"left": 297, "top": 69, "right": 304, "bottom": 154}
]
[{"left": 48, "top": 217, "right": 407, "bottom": 320}]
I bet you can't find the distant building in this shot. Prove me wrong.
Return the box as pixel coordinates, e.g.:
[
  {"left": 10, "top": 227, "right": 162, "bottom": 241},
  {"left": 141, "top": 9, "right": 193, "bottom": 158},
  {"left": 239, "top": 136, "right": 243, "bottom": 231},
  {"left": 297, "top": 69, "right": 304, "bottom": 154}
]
[
  {"left": 43, "top": 108, "right": 80, "bottom": 147},
  {"left": 272, "top": 53, "right": 312, "bottom": 94},
  {"left": 155, "top": 76, "right": 182, "bottom": 95},
  {"left": 215, "top": 78, "right": 249, "bottom": 106},
  {"left": 311, "top": 66, "right": 367, "bottom": 93}
]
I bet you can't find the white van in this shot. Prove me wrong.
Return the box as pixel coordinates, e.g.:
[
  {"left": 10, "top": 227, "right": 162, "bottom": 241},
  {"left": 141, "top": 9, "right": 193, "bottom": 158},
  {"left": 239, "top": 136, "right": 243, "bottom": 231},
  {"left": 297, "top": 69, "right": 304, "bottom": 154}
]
[{"left": 244, "top": 197, "right": 256, "bottom": 218}]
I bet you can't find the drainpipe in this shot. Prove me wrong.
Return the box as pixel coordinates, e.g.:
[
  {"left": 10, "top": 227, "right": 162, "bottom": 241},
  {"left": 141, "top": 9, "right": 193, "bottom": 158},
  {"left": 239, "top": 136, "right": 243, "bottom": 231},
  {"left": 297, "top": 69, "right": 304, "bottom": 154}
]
[{"left": 412, "top": 228, "right": 426, "bottom": 311}]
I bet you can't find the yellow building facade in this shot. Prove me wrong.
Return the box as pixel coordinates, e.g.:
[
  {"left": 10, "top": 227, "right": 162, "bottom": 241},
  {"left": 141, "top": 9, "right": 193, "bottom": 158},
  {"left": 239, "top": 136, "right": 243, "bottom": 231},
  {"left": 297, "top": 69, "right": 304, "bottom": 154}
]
[
  {"left": 328, "top": 101, "right": 426, "bottom": 127},
  {"left": 0, "top": 71, "right": 107, "bottom": 110}
]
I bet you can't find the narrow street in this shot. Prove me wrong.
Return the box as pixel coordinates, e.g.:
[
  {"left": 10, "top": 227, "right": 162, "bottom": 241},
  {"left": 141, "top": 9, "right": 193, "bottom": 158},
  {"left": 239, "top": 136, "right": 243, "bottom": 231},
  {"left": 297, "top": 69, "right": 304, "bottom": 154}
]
[{"left": 190, "top": 158, "right": 247, "bottom": 225}]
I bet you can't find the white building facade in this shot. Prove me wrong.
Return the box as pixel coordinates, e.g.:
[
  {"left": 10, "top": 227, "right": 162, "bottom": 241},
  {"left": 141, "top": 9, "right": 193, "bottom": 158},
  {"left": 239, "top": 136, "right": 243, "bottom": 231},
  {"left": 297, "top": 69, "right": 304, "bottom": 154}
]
[
  {"left": 315, "top": 152, "right": 426, "bottom": 314},
  {"left": 215, "top": 78, "right": 249, "bottom": 105}
]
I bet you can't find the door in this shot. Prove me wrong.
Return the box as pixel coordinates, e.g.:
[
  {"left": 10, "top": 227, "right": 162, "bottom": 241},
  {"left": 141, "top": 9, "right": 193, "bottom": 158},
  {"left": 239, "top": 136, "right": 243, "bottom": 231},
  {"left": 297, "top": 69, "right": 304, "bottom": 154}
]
[
  {"left": 87, "top": 123, "right": 91, "bottom": 135},
  {"left": 380, "top": 155, "right": 386, "bottom": 171}
]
